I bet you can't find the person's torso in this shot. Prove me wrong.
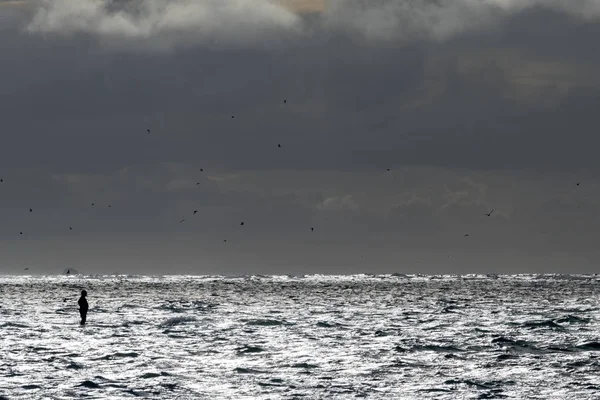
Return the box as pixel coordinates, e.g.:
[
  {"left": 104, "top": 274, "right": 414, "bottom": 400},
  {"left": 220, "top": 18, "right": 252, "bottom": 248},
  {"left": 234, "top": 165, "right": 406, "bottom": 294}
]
[{"left": 78, "top": 297, "right": 88, "bottom": 310}]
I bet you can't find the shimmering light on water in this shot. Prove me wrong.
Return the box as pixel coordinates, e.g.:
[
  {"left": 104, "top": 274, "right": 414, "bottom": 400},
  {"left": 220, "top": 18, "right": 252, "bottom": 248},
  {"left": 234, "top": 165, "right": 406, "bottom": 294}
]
[{"left": 1, "top": 274, "right": 600, "bottom": 399}]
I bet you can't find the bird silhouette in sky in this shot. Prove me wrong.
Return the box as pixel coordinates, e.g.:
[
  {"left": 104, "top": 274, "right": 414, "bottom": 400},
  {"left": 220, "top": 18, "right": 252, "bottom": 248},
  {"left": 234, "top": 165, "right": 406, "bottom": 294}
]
[
  {"left": 240, "top": 222, "right": 244, "bottom": 226},
  {"left": 69, "top": 227, "right": 73, "bottom": 230},
  {"left": 0, "top": 178, "right": 3, "bottom": 182},
  {"left": 200, "top": 168, "right": 204, "bottom": 172},
  {"left": 19, "top": 232, "right": 23, "bottom": 235},
  {"left": 464, "top": 233, "right": 469, "bottom": 237},
  {"left": 29, "top": 208, "right": 32, "bottom": 212},
  {"left": 576, "top": 182, "right": 580, "bottom": 186},
  {"left": 283, "top": 99, "right": 287, "bottom": 104},
  {"left": 91, "top": 203, "right": 95, "bottom": 206},
  {"left": 179, "top": 218, "right": 185, "bottom": 223},
  {"left": 311, "top": 227, "right": 314, "bottom": 232},
  {"left": 278, "top": 144, "right": 282, "bottom": 148},
  {"left": 485, "top": 209, "right": 494, "bottom": 217},
  {"left": 147, "top": 128, "right": 150, "bottom": 134},
  {"left": 193, "top": 210, "right": 198, "bottom": 215},
  {"left": 24, "top": 268, "right": 29, "bottom": 271}
]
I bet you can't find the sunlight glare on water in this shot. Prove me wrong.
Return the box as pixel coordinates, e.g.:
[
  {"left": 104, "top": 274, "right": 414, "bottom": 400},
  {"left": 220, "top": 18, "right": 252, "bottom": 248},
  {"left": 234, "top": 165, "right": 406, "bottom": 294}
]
[{"left": 1, "top": 274, "right": 600, "bottom": 399}]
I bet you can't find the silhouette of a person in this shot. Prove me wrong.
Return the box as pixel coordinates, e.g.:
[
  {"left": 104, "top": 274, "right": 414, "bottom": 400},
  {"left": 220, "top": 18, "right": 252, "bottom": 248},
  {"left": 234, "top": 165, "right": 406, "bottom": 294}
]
[{"left": 78, "top": 290, "right": 88, "bottom": 325}]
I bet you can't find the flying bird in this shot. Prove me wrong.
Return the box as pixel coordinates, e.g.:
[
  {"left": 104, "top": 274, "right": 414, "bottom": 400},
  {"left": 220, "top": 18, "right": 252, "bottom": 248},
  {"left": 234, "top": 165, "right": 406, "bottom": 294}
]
[
  {"left": 386, "top": 168, "right": 391, "bottom": 172},
  {"left": 485, "top": 209, "right": 494, "bottom": 217},
  {"left": 240, "top": 222, "right": 244, "bottom": 226},
  {"left": 278, "top": 144, "right": 282, "bottom": 148},
  {"left": 147, "top": 129, "right": 150, "bottom": 134},
  {"left": 576, "top": 182, "right": 580, "bottom": 186},
  {"left": 231, "top": 115, "right": 235, "bottom": 119},
  {"left": 464, "top": 233, "right": 469, "bottom": 237},
  {"left": 19, "top": 232, "right": 23, "bottom": 235},
  {"left": 108, "top": 205, "right": 112, "bottom": 208},
  {"left": 283, "top": 99, "right": 287, "bottom": 104},
  {"left": 196, "top": 182, "right": 200, "bottom": 185},
  {"left": 200, "top": 168, "right": 204, "bottom": 172},
  {"left": 179, "top": 218, "right": 185, "bottom": 223},
  {"left": 91, "top": 203, "right": 95, "bottom": 206},
  {"left": 0, "top": 178, "right": 3, "bottom": 182},
  {"left": 29, "top": 208, "right": 32, "bottom": 212},
  {"left": 193, "top": 210, "right": 198, "bottom": 215},
  {"left": 69, "top": 227, "right": 73, "bottom": 230},
  {"left": 24, "top": 268, "right": 29, "bottom": 271},
  {"left": 311, "top": 227, "right": 314, "bottom": 232},
  {"left": 223, "top": 239, "right": 227, "bottom": 243}
]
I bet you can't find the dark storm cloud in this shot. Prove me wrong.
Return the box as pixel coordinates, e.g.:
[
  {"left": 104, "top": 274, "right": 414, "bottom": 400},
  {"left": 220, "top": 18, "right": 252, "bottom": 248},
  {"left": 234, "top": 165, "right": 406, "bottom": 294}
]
[
  {"left": 2, "top": 3, "right": 598, "bottom": 174},
  {"left": 0, "top": 43, "right": 592, "bottom": 174},
  {"left": 1, "top": 1, "right": 600, "bottom": 273}
]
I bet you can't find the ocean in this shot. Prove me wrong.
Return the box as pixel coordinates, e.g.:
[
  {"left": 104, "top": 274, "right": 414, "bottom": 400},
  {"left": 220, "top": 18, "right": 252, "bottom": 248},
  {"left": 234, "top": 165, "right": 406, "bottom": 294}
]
[{"left": 1, "top": 274, "right": 600, "bottom": 399}]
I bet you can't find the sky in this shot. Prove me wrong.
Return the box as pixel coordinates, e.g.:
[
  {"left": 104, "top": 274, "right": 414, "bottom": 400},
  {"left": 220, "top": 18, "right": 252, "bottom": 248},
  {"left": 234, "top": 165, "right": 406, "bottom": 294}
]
[{"left": 1, "top": 0, "right": 600, "bottom": 275}]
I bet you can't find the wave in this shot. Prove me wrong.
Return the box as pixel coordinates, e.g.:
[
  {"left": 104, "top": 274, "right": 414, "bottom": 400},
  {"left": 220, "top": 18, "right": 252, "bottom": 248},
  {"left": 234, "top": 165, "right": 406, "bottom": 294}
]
[
  {"left": 576, "top": 342, "right": 600, "bottom": 351},
  {"left": 236, "top": 345, "right": 265, "bottom": 354},
  {"left": 0, "top": 322, "right": 29, "bottom": 328},
  {"left": 235, "top": 367, "right": 265, "bottom": 374},
  {"left": 159, "top": 316, "right": 196, "bottom": 327},
  {"left": 155, "top": 300, "right": 216, "bottom": 313},
  {"left": 290, "top": 362, "right": 319, "bottom": 369},
  {"left": 554, "top": 315, "right": 590, "bottom": 324},
  {"left": 316, "top": 321, "right": 347, "bottom": 328},
  {"left": 491, "top": 337, "right": 541, "bottom": 353},
  {"left": 140, "top": 371, "right": 170, "bottom": 379},
  {"left": 520, "top": 320, "right": 565, "bottom": 330},
  {"left": 21, "top": 384, "right": 42, "bottom": 390},
  {"left": 395, "top": 344, "right": 463, "bottom": 353},
  {"left": 78, "top": 380, "right": 100, "bottom": 388},
  {"left": 94, "top": 352, "right": 140, "bottom": 361}
]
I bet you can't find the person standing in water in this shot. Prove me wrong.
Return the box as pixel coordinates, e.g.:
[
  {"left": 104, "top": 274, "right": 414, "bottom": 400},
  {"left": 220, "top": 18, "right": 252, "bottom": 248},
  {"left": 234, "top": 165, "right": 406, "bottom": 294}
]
[{"left": 78, "top": 290, "right": 88, "bottom": 325}]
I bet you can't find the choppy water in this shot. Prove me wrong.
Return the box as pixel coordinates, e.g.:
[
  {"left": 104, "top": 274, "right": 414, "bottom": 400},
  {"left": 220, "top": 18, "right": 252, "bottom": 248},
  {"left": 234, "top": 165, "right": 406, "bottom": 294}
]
[{"left": 1, "top": 274, "right": 600, "bottom": 399}]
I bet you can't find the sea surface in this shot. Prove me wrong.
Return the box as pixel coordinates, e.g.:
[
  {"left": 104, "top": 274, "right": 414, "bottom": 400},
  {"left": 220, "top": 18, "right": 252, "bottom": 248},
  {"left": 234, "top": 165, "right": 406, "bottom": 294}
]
[{"left": 1, "top": 274, "right": 600, "bottom": 399}]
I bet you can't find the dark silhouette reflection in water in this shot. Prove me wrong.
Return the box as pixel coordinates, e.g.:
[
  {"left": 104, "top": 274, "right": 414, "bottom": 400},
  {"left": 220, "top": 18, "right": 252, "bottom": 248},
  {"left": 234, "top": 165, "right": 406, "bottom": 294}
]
[{"left": 78, "top": 290, "right": 88, "bottom": 326}]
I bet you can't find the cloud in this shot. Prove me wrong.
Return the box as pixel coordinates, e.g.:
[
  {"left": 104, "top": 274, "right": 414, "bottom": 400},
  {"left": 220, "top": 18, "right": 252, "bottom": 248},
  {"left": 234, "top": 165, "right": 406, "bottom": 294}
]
[
  {"left": 23, "top": 0, "right": 600, "bottom": 50},
  {"left": 27, "top": 0, "right": 302, "bottom": 49},
  {"left": 317, "top": 194, "right": 359, "bottom": 212},
  {"left": 323, "top": 0, "right": 600, "bottom": 42}
]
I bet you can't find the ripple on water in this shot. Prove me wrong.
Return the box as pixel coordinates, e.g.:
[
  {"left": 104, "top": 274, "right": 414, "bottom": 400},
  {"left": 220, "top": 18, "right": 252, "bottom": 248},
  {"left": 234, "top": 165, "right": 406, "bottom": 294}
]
[
  {"left": 234, "top": 367, "right": 265, "bottom": 374},
  {"left": 159, "top": 316, "right": 196, "bottom": 327},
  {"left": 2, "top": 274, "right": 600, "bottom": 399},
  {"left": 78, "top": 380, "right": 100, "bottom": 389},
  {"left": 236, "top": 345, "right": 265, "bottom": 355},
  {"left": 140, "top": 371, "right": 168, "bottom": 379},
  {"left": 244, "top": 319, "right": 288, "bottom": 326},
  {"left": 94, "top": 352, "right": 140, "bottom": 360}
]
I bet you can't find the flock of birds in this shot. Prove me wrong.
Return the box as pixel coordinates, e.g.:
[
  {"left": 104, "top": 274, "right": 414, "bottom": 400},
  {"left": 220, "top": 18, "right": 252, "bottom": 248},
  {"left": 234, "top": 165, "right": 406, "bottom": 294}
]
[
  {"left": 0, "top": 99, "right": 312, "bottom": 248},
  {"left": 1, "top": 94, "right": 585, "bottom": 271}
]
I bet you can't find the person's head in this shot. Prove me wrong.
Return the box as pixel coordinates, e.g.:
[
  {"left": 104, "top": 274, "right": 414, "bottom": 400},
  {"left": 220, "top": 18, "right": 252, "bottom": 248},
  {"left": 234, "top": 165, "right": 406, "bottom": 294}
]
[{"left": 81, "top": 290, "right": 87, "bottom": 297}]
